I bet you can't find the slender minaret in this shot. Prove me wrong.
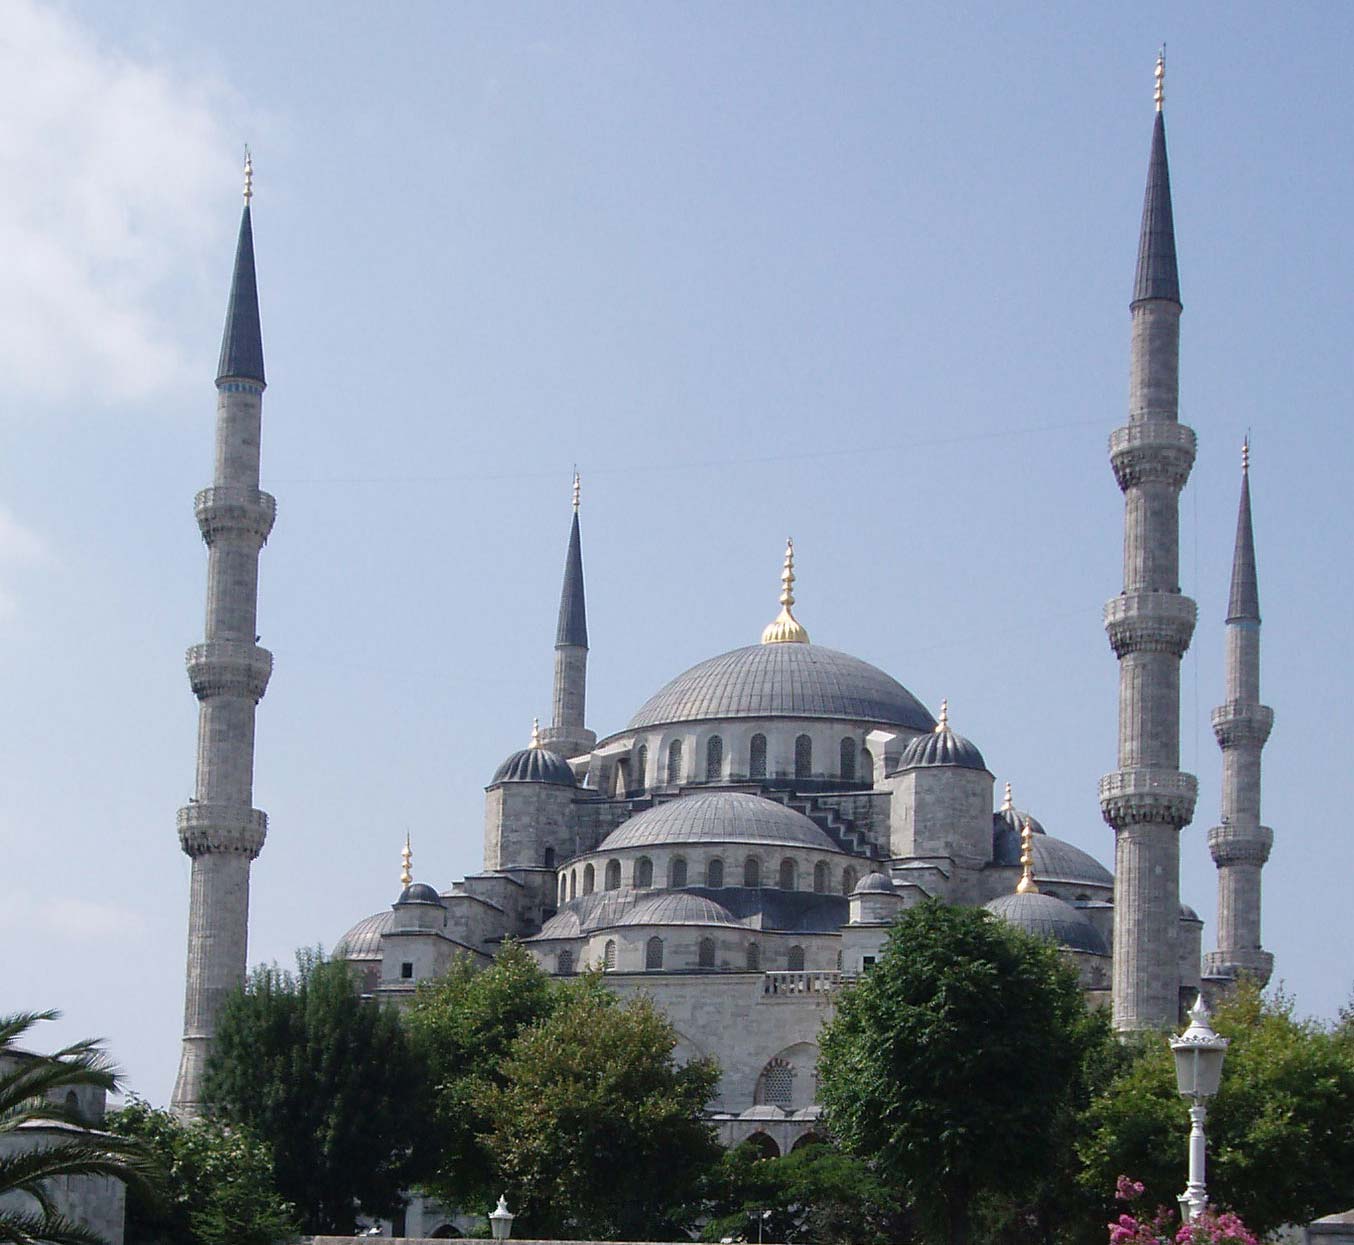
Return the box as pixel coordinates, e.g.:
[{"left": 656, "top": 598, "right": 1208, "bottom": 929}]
[
  {"left": 171, "top": 153, "right": 275, "bottom": 1114},
  {"left": 1099, "top": 54, "right": 1199, "bottom": 1032},
  {"left": 1203, "top": 441, "right": 1274, "bottom": 984},
  {"left": 539, "top": 473, "right": 596, "bottom": 759}
]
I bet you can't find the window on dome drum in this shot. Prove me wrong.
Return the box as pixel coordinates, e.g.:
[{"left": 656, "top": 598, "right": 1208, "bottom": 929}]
[
  {"left": 756, "top": 1058, "right": 795, "bottom": 1108},
  {"left": 746, "top": 942, "right": 761, "bottom": 971},
  {"left": 64, "top": 1091, "right": 79, "bottom": 1117},
  {"left": 543, "top": 846, "right": 556, "bottom": 868},
  {"left": 646, "top": 936, "right": 664, "bottom": 970},
  {"left": 706, "top": 735, "right": 723, "bottom": 781},
  {"left": 744, "top": 856, "right": 760, "bottom": 888},
  {"left": 861, "top": 747, "right": 873, "bottom": 781},
  {"left": 795, "top": 734, "right": 812, "bottom": 779},
  {"left": 779, "top": 858, "right": 797, "bottom": 891},
  {"left": 400, "top": 962, "right": 414, "bottom": 980},
  {"left": 669, "top": 856, "right": 688, "bottom": 888},
  {"left": 667, "top": 739, "right": 683, "bottom": 785},
  {"left": 569, "top": 869, "right": 577, "bottom": 900},
  {"left": 698, "top": 937, "right": 716, "bottom": 968},
  {"left": 841, "top": 867, "right": 857, "bottom": 895},
  {"left": 749, "top": 733, "right": 767, "bottom": 779},
  {"left": 707, "top": 857, "right": 724, "bottom": 888},
  {"left": 840, "top": 737, "right": 857, "bottom": 781},
  {"left": 558, "top": 876, "right": 567, "bottom": 904},
  {"left": 787, "top": 945, "right": 805, "bottom": 971},
  {"left": 557, "top": 949, "right": 573, "bottom": 975},
  {"left": 605, "top": 859, "right": 621, "bottom": 891},
  {"left": 634, "top": 745, "right": 648, "bottom": 791},
  {"left": 583, "top": 863, "right": 595, "bottom": 896},
  {"left": 604, "top": 940, "right": 616, "bottom": 971},
  {"left": 635, "top": 856, "right": 654, "bottom": 888},
  {"left": 813, "top": 861, "right": 829, "bottom": 893}
]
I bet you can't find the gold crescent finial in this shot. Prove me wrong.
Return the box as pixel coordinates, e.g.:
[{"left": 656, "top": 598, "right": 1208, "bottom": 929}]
[
  {"left": 1154, "top": 46, "right": 1165, "bottom": 113},
  {"left": 761, "top": 538, "right": 810, "bottom": 644},
  {"left": 243, "top": 147, "right": 254, "bottom": 203},
  {"left": 1016, "top": 818, "right": 1039, "bottom": 894},
  {"left": 401, "top": 832, "right": 413, "bottom": 888},
  {"left": 530, "top": 717, "right": 541, "bottom": 748},
  {"left": 572, "top": 469, "right": 580, "bottom": 512},
  {"left": 935, "top": 699, "right": 949, "bottom": 733},
  {"left": 1002, "top": 781, "right": 1014, "bottom": 813}
]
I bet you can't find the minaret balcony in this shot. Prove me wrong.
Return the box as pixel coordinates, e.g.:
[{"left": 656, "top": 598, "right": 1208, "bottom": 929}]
[
  {"left": 194, "top": 486, "right": 276, "bottom": 547},
  {"left": 1103, "top": 592, "right": 1196, "bottom": 657},
  {"left": 177, "top": 803, "right": 267, "bottom": 858},
  {"left": 1207, "top": 821, "right": 1273, "bottom": 867},
  {"left": 1210, "top": 701, "right": 1274, "bottom": 748},
  {"left": 1099, "top": 768, "right": 1197, "bottom": 829},
  {"left": 1203, "top": 948, "right": 1274, "bottom": 984},
  {"left": 1109, "top": 421, "right": 1196, "bottom": 491},
  {"left": 185, "top": 641, "right": 273, "bottom": 702}
]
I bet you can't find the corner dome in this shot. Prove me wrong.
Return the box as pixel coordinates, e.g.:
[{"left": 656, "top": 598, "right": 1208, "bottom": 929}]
[
  {"left": 625, "top": 643, "right": 934, "bottom": 733},
  {"left": 894, "top": 703, "right": 986, "bottom": 772},
  {"left": 491, "top": 746, "right": 577, "bottom": 787},
  {"left": 985, "top": 892, "right": 1108, "bottom": 955},
  {"left": 853, "top": 871, "right": 896, "bottom": 895},
  {"left": 598, "top": 791, "right": 838, "bottom": 853},
  {"left": 397, "top": 882, "right": 443, "bottom": 906},
  {"left": 615, "top": 893, "right": 741, "bottom": 928},
  {"left": 334, "top": 910, "right": 393, "bottom": 960}
]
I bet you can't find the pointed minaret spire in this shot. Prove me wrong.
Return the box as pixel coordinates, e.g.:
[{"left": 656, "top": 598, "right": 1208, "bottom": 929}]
[
  {"left": 217, "top": 150, "right": 266, "bottom": 386},
  {"left": 1228, "top": 439, "right": 1260, "bottom": 623},
  {"left": 1133, "top": 52, "right": 1180, "bottom": 307},
  {"left": 539, "top": 475, "right": 596, "bottom": 759}
]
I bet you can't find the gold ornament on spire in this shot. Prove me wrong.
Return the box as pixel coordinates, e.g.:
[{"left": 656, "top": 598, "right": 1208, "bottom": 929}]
[
  {"left": 572, "top": 470, "right": 580, "bottom": 512},
  {"left": 1016, "top": 818, "right": 1040, "bottom": 894},
  {"left": 1154, "top": 46, "right": 1165, "bottom": 112},
  {"left": 1241, "top": 435, "right": 1250, "bottom": 474},
  {"left": 1001, "top": 781, "right": 1014, "bottom": 814},
  {"left": 761, "top": 539, "right": 810, "bottom": 645},
  {"left": 530, "top": 717, "right": 542, "bottom": 748},
  {"left": 401, "top": 832, "right": 413, "bottom": 888},
  {"left": 935, "top": 698, "right": 949, "bottom": 733},
  {"left": 243, "top": 147, "right": 254, "bottom": 203}
]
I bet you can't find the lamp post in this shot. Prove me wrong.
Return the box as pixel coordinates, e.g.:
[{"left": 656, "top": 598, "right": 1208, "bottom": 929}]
[
  {"left": 489, "top": 1194, "right": 514, "bottom": 1240},
  {"left": 1169, "top": 994, "right": 1229, "bottom": 1224}
]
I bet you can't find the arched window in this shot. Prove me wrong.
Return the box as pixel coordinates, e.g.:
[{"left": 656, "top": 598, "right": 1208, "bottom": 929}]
[
  {"left": 583, "top": 863, "right": 595, "bottom": 896},
  {"left": 794, "top": 734, "right": 812, "bottom": 779},
  {"left": 749, "top": 733, "right": 767, "bottom": 779},
  {"left": 707, "top": 857, "right": 724, "bottom": 888},
  {"left": 840, "top": 737, "right": 857, "bottom": 781},
  {"left": 605, "top": 859, "right": 621, "bottom": 891},
  {"left": 813, "top": 861, "right": 829, "bottom": 893},
  {"left": 558, "top": 875, "right": 567, "bottom": 904},
  {"left": 669, "top": 856, "right": 688, "bottom": 888},
  {"left": 779, "top": 858, "right": 797, "bottom": 891},
  {"left": 787, "top": 945, "right": 805, "bottom": 971},
  {"left": 841, "top": 866, "right": 858, "bottom": 896},
  {"left": 569, "top": 869, "right": 577, "bottom": 900},
  {"left": 557, "top": 949, "right": 574, "bottom": 976},
  {"left": 705, "top": 735, "right": 724, "bottom": 781},
  {"left": 635, "top": 857, "right": 654, "bottom": 888},
  {"left": 756, "top": 1058, "right": 795, "bottom": 1108},
  {"left": 603, "top": 939, "right": 617, "bottom": 971},
  {"left": 861, "top": 746, "right": 873, "bottom": 781},
  {"left": 646, "top": 936, "right": 664, "bottom": 970},
  {"left": 698, "top": 937, "right": 716, "bottom": 968},
  {"left": 744, "top": 856, "right": 760, "bottom": 888},
  {"left": 747, "top": 942, "right": 761, "bottom": 971},
  {"left": 745, "top": 1131, "right": 780, "bottom": 1159},
  {"left": 634, "top": 744, "right": 648, "bottom": 791},
  {"left": 667, "top": 739, "right": 684, "bottom": 785},
  {"left": 64, "top": 1090, "right": 80, "bottom": 1116},
  {"left": 543, "top": 845, "right": 556, "bottom": 868}
]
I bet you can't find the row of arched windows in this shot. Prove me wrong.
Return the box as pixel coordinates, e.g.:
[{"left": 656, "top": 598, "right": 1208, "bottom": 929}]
[
  {"left": 564, "top": 939, "right": 805, "bottom": 974},
  {"left": 558, "top": 857, "right": 863, "bottom": 902},
  {"left": 629, "top": 734, "right": 873, "bottom": 789}
]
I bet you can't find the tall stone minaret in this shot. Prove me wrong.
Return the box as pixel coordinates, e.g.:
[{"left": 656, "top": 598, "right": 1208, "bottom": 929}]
[
  {"left": 538, "top": 473, "right": 596, "bottom": 760},
  {"left": 171, "top": 155, "right": 275, "bottom": 1114},
  {"left": 1099, "top": 55, "right": 1199, "bottom": 1032},
  {"left": 1203, "top": 442, "right": 1274, "bottom": 985}
]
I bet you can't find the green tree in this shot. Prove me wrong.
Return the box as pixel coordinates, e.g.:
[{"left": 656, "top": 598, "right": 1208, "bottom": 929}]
[
  {"left": 0, "top": 1010, "right": 160, "bottom": 1245},
  {"left": 817, "top": 900, "right": 1102, "bottom": 1245},
  {"left": 1080, "top": 981, "right": 1354, "bottom": 1238},
  {"left": 202, "top": 951, "right": 426, "bottom": 1234},
  {"left": 404, "top": 941, "right": 558, "bottom": 1212},
  {"left": 106, "top": 1098, "right": 295, "bottom": 1245},
  {"left": 484, "top": 986, "right": 721, "bottom": 1239}
]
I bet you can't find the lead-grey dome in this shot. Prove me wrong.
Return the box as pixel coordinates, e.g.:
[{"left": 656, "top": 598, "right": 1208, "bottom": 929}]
[
  {"left": 397, "top": 882, "right": 443, "bottom": 906},
  {"left": 626, "top": 643, "right": 934, "bottom": 732},
  {"left": 895, "top": 723, "right": 986, "bottom": 772},
  {"left": 853, "top": 871, "right": 896, "bottom": 895},
  {"left": 985, "top": 892, "right": 1109, "bottom": 955},
  {"left": 599, "top": 791, "right": 838, "bottom": 852},
  {"left": 992, "top": 807, "right": 1046, "bottom": 866},
  {"left": 616, "top": 893, "right": 741, "bottom": 928},
  {"left": 1030, "top": 836, "right": 1112, "bottom": 888},
  {"left": 491, "top": 746, "right": 577, "bottom": 787},
  {"left": 335, "top": 910, "right": 393, "bottom": 960}
]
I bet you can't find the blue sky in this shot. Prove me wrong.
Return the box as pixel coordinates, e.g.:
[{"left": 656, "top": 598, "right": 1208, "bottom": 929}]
[{"left": 2, "top": 2, "right": 1351, "bottom": 1101}]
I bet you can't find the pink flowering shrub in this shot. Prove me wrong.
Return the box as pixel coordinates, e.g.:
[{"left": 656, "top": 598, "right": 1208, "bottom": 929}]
[{"left": 1108, "top": 1176, "right": 1259, "bottom": 1245}]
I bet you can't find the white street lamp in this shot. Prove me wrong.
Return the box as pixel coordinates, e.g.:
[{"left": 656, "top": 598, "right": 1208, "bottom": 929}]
[
  {"left": 1169, "top": 994, "right": 1229, "bottom": 1224},
  {"left": 489, "top": 1194, "right": 515, "bottom": 1240}
]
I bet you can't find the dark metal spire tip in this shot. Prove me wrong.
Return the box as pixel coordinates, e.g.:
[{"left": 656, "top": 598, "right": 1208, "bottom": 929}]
[{"left": 216, "top": 200, "right": 266, "bottom": 386}]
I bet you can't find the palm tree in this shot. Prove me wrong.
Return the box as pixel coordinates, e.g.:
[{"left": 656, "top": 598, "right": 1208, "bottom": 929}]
[{"left": 1, "top": 1011, "right": 160, "bottom": 1245}]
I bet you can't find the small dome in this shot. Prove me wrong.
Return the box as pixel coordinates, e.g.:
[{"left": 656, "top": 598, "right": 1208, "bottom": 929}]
[
  {"left": 491, "top": 746, "right": 577, "bottom": 787},
  {"left": 599, "top": 791, "right": 838, "bottom": 852},
  {"left": 1180, "top": 903, "right": 1201, "bottom": 922},
  {"left": 985, "top": 892, "right": 1108, "bottom": 955},
  {"left": 397, "top": 882, "right": 443, "bottom": 906},
  {"left": 334, "top": 910, "right": 393, "bottom": 960},
  {"left": 537, "top": 908, "right": 582, "bottom": 939},
  {"left": 615, "top": 892, "right": 742, "bottom": 928},
  {"left": 853, "top": 871, "right": 896, "bottom": 895},
  {"left": 893, "top": 702, "right": 985, "bottom": 772}
]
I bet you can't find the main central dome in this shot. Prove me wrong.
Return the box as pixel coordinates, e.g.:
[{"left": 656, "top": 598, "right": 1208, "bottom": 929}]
[{"left": 626, "top": 642, "right": 934, "bottom": 732}]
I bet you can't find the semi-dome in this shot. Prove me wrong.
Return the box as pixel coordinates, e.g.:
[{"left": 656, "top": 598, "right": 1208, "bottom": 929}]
[
  {"left": 853, "top": 871, "right": 896, "bottom": 895},
  {"left": 334, "top": 909, "right": 393, "bottom": 960},
  {"left": 626, "top": 643, "right": 934, "bottom": 733},
  {"left": 491, "top": 745, "right": 577, "bottom": 787},
  {"left": 615, "top": 892, "right": 742, "bottom": 928},
  {"left": 894, "top": 700, "right": 986, "bottom": 772},
  {"left": 397, "top": 882, "right": 443, "bottom": 905},
  {"left": 599, "top": 791, "right": 838, "bottom": 852},
  {"left": 985, "top": 892, "right": 1109, "bottom": 955}
]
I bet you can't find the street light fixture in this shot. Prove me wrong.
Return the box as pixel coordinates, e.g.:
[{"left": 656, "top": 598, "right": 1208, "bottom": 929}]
[
  {"left": 1169, "top": 994, "right": 1229, "bottom": 1224},
  {"left": 489, "top": 1194, "right": 515, "bottom": 1240}
]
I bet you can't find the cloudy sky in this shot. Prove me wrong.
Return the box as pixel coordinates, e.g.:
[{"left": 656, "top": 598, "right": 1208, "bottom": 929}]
[{"left": 3, "top": 1, "right": 1351, "bottom": 1101}]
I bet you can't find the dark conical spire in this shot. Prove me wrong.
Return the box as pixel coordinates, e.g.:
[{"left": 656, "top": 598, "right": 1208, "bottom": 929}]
[
  {"left": 217, "top": 200, "right": 266, "bottom": 386},
  {"left": 1227, "top": 442, "right": 1260, "bottom": 623},
  {"left": 1132, "top": 108, "right": 1181, "bottom": 306},
  {"left": 556, "top": 475, "right": 587, "bottom": 648}
]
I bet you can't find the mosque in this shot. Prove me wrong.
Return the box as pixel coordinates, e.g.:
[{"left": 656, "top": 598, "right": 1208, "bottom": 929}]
[{"left": 168, "top": 57, "right": 1277, "bottom": 1177}]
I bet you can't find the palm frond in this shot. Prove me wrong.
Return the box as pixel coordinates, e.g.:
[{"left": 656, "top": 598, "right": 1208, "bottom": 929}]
[{"left": 0, "top": 1205, "right": 110, "bottom": 1245}]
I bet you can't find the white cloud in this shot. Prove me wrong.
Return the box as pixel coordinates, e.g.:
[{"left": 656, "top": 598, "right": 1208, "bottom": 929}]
[{"left": 0, "top": 2, "right": 242, "bottom": 406}]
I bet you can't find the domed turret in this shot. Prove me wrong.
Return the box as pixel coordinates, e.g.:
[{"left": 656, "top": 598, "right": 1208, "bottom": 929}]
[
  {"left": 491, "top": 719, "right": 578, "bottom": 787},
  {"left": 984, "top": 821, "right": 1107, "bottom": 955},
  {"left": 893, "top": 700, "right": 986, "bottom": 772}
]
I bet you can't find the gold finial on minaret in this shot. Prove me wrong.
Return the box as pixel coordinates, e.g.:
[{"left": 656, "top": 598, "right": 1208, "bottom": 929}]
[
  {"left": 243, "top": 147, "right": 254, "bottom": 203},
  {"left": 935, "top": 699, "right": 949, "bottom": 733},
  {"left": 572, "top": 469, "right": 580, "bottom": 512},
  {"left": 1001, "top": 781, "right": 1014, "bottom": 814},
  {"left": 761, "top": 538, "right": 810, "bottom": 645},
  {"left": 1016, "top": 818, "right": 1040, "bottom": 894},
  {"left": 530, "top": 717, "right": 541, "bottom": 748},
  {"left": 1154, "top": 46, "right": 1165, "bottom": 113},
  {"left": 1241, "top": 435, "right": 1250, "bottom": 475},
  {"left": 401, "top": 832, "right": 413, "bottom": 888}
]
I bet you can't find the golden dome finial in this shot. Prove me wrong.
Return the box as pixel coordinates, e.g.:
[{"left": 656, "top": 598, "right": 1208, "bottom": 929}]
[
  {"left": 935, "top": 698, "right": 949, "bottom": 733},
  {"left": 761, "top": 538, "right": 810, "bottom": 645},
  {"left": 1241, "top": 435, "right": 1250, "bottom": 475},
  {"left": 530, "top": 717, "right": 541, "bottom": 748},
  {"left": 243, "top": 147, "right": 254, "bottom": 203},
  {"left": 1154, "top": 46, "right": 1165, "bottom": 113},
  {"left": 401, "top": 832, "right": 413, "bottom": 888},
  {"left": 1002, "top": 781, "right": 1014, "bottom": 813},
  {"left": 1016, "top": 818, "right": 1040, "bottom": 894},
  {"left": 572, "top": 468, "right": 580, "bottom": 512}
]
